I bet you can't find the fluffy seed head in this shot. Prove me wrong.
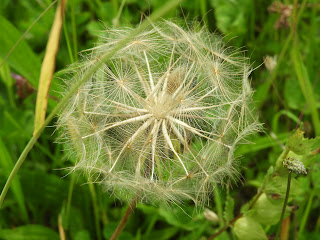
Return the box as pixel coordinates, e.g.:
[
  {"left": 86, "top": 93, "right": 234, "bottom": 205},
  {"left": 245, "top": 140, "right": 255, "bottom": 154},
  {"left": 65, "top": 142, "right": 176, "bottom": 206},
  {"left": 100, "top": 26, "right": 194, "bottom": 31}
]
[{"left": 57, "top": 21, "right": 259, "bottom": 206}]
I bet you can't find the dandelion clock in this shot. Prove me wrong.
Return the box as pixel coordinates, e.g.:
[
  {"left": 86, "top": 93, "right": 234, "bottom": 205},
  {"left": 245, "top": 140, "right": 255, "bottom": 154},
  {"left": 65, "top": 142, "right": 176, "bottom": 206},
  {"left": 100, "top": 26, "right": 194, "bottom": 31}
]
[{"left": 57, "top": 21, "right": 259, "bottom": 206}]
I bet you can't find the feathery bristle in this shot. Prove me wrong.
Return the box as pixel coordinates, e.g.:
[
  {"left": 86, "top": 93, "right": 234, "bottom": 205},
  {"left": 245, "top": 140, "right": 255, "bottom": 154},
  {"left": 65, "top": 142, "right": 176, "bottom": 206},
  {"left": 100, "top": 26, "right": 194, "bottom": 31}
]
[{"left": 56, "top": 21, "right": 260, "bottom": 207}]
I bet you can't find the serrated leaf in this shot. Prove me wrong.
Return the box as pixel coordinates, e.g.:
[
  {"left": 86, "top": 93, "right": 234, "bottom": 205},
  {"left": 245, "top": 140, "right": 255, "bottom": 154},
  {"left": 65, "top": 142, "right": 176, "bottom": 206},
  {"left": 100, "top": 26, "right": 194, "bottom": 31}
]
[
  {"left": 223, "top": 193, "right": 234, "bottom": 223},
  {"left": 287, "top": 129, "right": 320, "bottom": 155}
]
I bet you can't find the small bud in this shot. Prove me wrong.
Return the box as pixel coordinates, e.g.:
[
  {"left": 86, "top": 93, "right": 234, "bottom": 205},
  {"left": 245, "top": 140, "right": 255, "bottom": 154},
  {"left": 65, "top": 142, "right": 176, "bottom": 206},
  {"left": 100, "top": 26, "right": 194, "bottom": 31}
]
[
  {"left": 283, "top": 157, "right": 307, "bottom": 175},
  {"left": 204, "top": 208, "right": 219, "bottom": 223},
  {"left": 263, "top": 55, "right": 277, "bottom": 72}
]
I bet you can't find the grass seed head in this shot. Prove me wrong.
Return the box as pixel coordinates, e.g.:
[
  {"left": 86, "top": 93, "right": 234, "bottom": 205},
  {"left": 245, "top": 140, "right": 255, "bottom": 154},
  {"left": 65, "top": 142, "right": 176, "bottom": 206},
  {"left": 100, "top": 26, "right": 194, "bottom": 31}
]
[{"left": 57, "top": 20, "right": 260, "bottom": 207}]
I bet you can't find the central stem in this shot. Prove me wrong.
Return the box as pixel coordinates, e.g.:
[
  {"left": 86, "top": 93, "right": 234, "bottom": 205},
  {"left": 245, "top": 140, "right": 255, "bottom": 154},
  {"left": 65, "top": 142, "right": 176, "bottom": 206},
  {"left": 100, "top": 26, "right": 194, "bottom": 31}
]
[
  {"left": 110, "top": 196, "right": 138, "bottom": 240},
  {"left": 275, "top": 172, "right": 292, "bottom": 240}
]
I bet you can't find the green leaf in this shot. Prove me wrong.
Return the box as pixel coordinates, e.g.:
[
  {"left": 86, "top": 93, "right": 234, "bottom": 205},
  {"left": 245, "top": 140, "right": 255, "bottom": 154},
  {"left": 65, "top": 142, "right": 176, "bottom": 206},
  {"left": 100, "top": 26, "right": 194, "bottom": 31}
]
[
  {"left": 0, "top": 57, "right": 15, "bottom": 107},
  {"left": 291, "top": 48, "right": 320, "bottom": 135},
  {"left": 0, "top": 15, "right": 41, "bottom": 87},
  {"left": 233, "top": 216, "right": 268, "bottom": 240},
  {"left": 248, "top": 193, "right": 282, "bottom": 225},
  {"left": 284, "top": 75, "right": 305, "bottom": 110},
  {"left": 0, "top": 138, "right": 28, "bottom": 222},
  {"left": 0, "top": 225, "right": 59, "bottom": 240},
  {"left": 236, "top": 133, "right": 289, "bottom": 155},
  {"left": 74, "top": 230, "right": 91, "bottom": 240},
  {"left": 158, "top": 206, "right": 203, "bottom": 231},
  {"left": 210, "top": 0, "right": 250, "bottom": 36},
  {"left": 264, "top": 175, "right": 299, "bottom": 197},
  {"left": 146, "top": 227, "right": 179, "bottom": 240},
  {"left": 310, "top": 163, "right": 320, "bottom": 191},
  {"left": 287, "top": 129, "right": 320, "bottom": 155},
  {"left": 223, "top": 193, "right": 234, "bottom": 223}
]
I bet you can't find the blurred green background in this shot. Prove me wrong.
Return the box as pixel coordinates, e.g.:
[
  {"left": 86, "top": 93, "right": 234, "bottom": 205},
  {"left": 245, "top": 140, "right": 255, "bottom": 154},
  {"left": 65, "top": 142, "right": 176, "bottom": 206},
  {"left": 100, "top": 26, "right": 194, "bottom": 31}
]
[{"left": 0, "top": 0, "right": 319, "bottom": 239}]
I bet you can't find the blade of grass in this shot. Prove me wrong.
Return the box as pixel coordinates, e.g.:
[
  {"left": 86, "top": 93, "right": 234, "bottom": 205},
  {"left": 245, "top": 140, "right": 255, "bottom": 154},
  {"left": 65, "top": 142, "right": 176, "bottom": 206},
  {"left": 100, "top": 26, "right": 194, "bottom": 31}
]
[
  {"left": 0, "top": 58, "right": 15, "bottom": 108},
  {"left": 272, "top": 110, "right": 300, "bottom": 133},
  {"left": 236, "top": 132, "right": 289, "bottom": 155},
  {"left": 0, "top": 138, "right": 28, "bottom": 222},
  {"left": 70, "top": 0, "right": 78, "bottom": 61},
  {"left": 0, "top": 0, "right": 183, "bottom": 209},
  {"left": 4, "top": 111, "right": 57, "bottom": 161},
  {"left": 64, "top": 174, "right": 75, "bottom": 230},
  {"left": 291, "top": 48, "right": 320, "bottom": 136},
  {"left": 113, "top": 0, "right": 126, "bottom": 27},
  {"left": 34, "top": 0, "right": 67, "bottom": 135},
  {"left": 200, "top": 0, "right": 208, "bottom": 28},
  {"left": 214, "top": 188, "right": 224, "bottom": 227},
  {"left": 298, "top": 187, "right": 316, "bottom": 238},
  {"left": 88, "top": 184, "right": 101, "bottom": 240},
  {"left": 255, "top": 0, "right": 307, "bottom": 108},
  {"left": 63, "top": 20, "right": 74, "bottom": 64}
]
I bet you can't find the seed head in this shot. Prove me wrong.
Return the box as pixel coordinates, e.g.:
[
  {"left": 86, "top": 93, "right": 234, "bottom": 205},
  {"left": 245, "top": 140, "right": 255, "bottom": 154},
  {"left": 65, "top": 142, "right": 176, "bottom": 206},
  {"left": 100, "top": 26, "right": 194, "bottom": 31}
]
[
  {"left": 57, "top": 21, "right": 259, "bottom": 206},
  {"left": 283, "top": 157, "right": 307, "bottom": 175}
]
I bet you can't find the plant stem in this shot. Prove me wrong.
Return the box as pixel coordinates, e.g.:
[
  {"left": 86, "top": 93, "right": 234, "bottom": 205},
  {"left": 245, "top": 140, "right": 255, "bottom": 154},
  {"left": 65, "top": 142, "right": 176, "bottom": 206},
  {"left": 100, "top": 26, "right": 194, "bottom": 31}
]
[
  {"left": 110, "top": 197, "right": 138, "bottom": 240},
  {"left": 88, "top": 184, "right": 102, "bottom": 240},
  {"left": 298, "top": 187, "right": 316, "bottom": 238},
  {"left": 0, "top": 0, "right": 182, "bottom": 209},
  {"left": 275, "top": 172, "right": 292, "bottom": 240},
  {"left": 70, "top": 0, "right": 78, "bottom": 61},
  {"left": 214, "top": 188, "right": 223, "bottom": 227},
  {"left": 65, "top": 173, "right": 75, "bottom": 229}
]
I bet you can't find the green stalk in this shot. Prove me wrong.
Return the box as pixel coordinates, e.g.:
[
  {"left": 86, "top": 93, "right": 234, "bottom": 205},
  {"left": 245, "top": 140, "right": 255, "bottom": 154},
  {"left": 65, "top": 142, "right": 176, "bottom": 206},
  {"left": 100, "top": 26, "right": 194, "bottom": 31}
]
[
  {"left": 200, "top": 0, "right": 208, "bottom": 28},
  {"left": 255, "top": 0, "right": 307, "bottom": 109},
  {"left": 214, "top": 187, "right": 223, "bottom": 227},
  {"left": 255, "top": 32, "right": 292, "bottom": 108},
  {"left": 291, "top": 48, "right": 320, "bottom": 135},
  {"left": 0, "top": 0, "right": 183, "bottom": 208},
  {"left": 70, "top": 0, "right": 78, "bottom": 61},
  {"left": 63, "top": 20, "right": 75, "bottom": 63},
  {"left": 275, "top": 172, "right": 292, "bottom": 240},
  {"left": 298, "top": 187, "right": 316, "bottom": 238},
  {"left": 88, "top": 184, "right": 102, "bottom": 240},
  {"left": 110, "top": 197, "right": 138, "bottom": 240},
  {"left": 113, "top": 0, "right": 126, "bottom": 27},
  {"left": 290, "top": 0, "right": 320, "bottom": 135},
  {"left": 65, "top": 173, "right": 75, "bottom": 229}
]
